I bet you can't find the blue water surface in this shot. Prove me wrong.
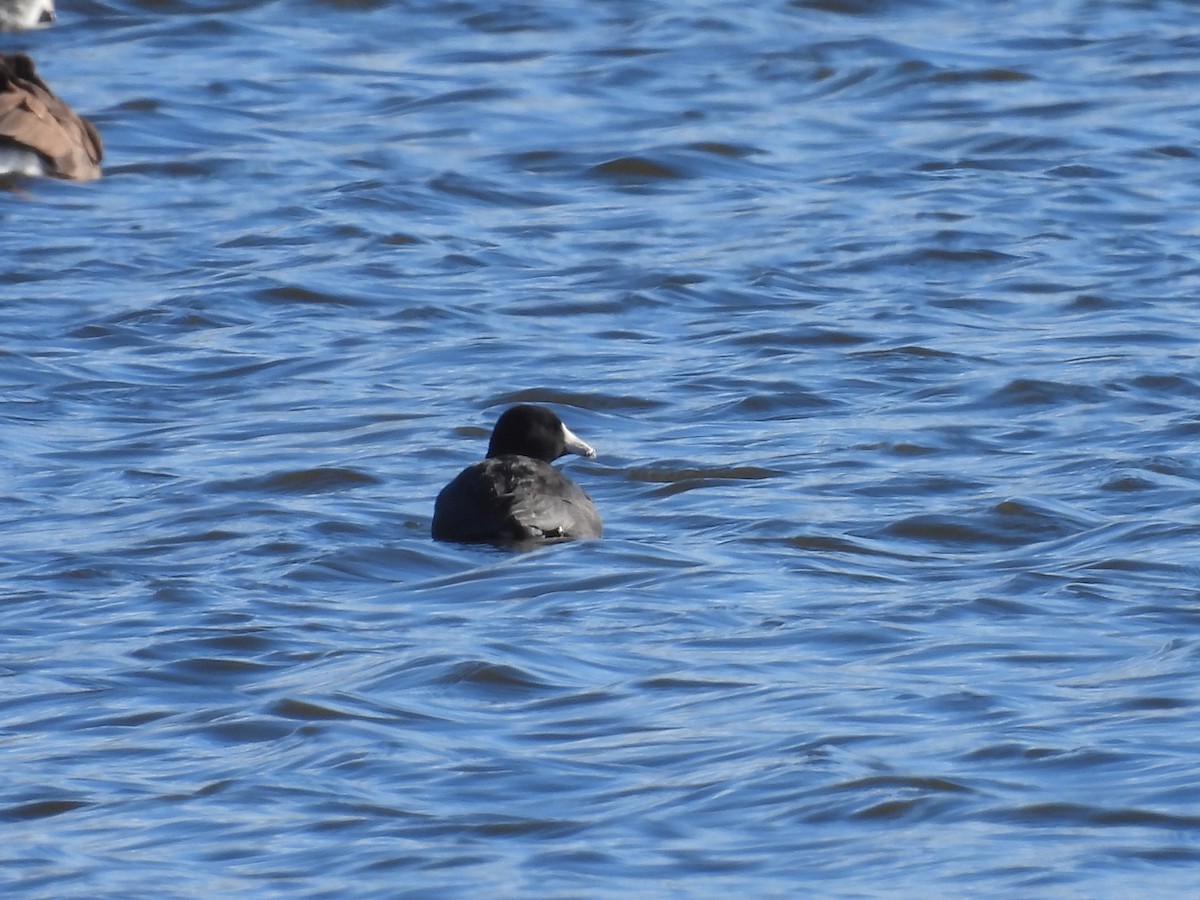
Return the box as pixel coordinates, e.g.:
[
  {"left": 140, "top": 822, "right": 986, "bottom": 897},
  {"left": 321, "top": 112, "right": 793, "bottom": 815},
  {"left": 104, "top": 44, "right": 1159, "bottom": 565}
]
[{"left": 3, "top": 0, "right": 1200, "bottom": 895}]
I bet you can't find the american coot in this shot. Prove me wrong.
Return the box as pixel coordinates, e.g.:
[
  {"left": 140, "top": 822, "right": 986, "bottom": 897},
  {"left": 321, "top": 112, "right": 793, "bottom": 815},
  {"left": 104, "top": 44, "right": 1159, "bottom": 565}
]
[
  {"left": 0, "top": 0, "right": 54, "bottom": 31},
  {"left": 432, "top": 405, "right": 603, "bottom": 545},
  {"left": 0, "top": 54, "right": 103, "bottom": 181}
]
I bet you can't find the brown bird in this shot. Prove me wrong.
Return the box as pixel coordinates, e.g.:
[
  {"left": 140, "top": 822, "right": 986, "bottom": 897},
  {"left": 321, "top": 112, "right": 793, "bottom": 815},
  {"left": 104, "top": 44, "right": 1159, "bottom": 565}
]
[
  {"left": 0, "top": 53, "right": 101, "bottom": 181},
  {"left": 0, "top": 0, "right": 55, "bottom": 32}
]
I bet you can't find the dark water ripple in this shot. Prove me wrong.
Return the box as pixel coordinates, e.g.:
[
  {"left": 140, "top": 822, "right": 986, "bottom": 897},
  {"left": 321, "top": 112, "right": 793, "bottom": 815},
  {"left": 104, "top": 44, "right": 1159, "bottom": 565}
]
[{"left": 4, "top": 0, "right": 1200, "bottom": 895}]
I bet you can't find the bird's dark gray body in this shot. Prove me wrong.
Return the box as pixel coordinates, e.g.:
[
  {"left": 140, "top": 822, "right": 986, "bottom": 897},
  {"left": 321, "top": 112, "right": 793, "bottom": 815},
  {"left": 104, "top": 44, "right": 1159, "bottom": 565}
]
[{"left": 433, "top": 455, "right": 602, "bottom": 544}]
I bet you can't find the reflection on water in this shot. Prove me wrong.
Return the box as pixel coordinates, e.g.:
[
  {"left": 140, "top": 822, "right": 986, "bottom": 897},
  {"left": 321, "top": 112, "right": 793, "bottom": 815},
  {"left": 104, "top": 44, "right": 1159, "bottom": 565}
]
[{"left": 4, "top": 0, "right": 1200, "bottom": 894}]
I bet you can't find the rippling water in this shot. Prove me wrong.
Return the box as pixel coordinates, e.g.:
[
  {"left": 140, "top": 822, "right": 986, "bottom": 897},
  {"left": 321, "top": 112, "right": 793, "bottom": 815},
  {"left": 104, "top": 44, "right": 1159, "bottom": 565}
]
[{"left": 5, "top": 0, "right": 1200, "bottom": 895}]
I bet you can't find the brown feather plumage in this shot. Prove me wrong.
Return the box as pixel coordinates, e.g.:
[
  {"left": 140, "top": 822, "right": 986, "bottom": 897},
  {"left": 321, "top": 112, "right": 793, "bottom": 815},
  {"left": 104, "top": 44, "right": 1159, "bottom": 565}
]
[{"left": 0, "top": 53, "right": 102, "bottom": 181}]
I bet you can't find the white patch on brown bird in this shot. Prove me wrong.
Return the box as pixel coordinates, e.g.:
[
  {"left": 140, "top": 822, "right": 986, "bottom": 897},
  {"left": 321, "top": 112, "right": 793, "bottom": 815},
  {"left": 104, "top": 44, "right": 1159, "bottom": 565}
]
[{"left": 0, "top": 0, "right": 55, "bottom": 32}]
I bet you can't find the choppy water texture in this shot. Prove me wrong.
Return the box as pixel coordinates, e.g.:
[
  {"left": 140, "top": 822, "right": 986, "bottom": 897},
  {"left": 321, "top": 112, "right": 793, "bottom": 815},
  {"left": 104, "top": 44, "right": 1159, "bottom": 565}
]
[{"left": 4, "top": 0, "right": 1200, "bottom": 895}]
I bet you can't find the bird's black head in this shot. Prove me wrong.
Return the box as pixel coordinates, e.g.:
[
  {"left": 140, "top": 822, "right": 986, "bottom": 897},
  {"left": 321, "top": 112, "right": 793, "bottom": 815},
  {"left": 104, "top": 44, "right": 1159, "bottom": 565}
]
[{"left": 486, "top": 405, "right": 596, "bottom": 463}]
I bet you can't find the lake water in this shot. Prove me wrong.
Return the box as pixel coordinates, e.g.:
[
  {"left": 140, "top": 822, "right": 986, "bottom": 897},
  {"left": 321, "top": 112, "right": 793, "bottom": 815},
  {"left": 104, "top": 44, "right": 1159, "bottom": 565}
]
[{"left": 4, "top": 0, "right": 1200, "bottom": 895}]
